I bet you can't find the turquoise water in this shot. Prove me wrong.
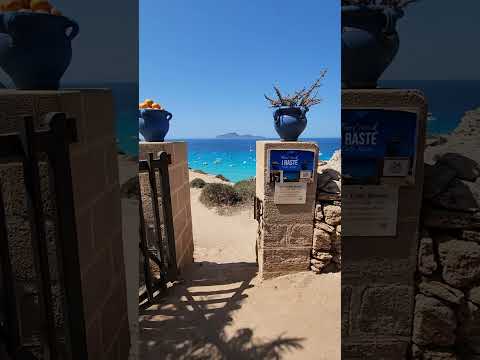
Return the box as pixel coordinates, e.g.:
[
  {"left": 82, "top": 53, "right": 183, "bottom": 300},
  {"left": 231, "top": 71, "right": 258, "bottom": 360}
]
[{"left": 175, "top": 138, "right": 340, "bottom": 182}]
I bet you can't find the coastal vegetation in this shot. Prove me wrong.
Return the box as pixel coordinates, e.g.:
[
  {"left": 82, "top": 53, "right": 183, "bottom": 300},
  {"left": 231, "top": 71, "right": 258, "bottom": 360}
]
[
  {"left": 264, "top": 70, "right": 327, "bottom": 109},
  {"left": 200, "top": 183, "right": 241, "bottom": 207},
  {"left": 198, "top": 177, "right": 256, "bottom": 209},
  {"left": 233, "top": 178, "right": 255, "bottom": 203},
  {"left": 190, "top": 178, "right": 207, "bottom": 188}
]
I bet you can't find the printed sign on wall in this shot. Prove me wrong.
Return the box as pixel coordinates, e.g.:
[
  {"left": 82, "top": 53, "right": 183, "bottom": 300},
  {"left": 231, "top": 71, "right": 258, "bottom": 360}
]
[
  {"left": 342, "top": 109, "right": 418, "bottom": 185},
  {"left": 342, "top": 185, "right": 399, "bottom": 236},
  {"left": 269, "top": 149, "right": 315, "bottom": 184}
]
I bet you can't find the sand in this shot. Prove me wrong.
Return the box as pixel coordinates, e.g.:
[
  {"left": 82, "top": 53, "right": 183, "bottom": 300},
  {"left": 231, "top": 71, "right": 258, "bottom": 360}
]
[{"left": 138, "top": 171, "right": 340, "bottom": 359}]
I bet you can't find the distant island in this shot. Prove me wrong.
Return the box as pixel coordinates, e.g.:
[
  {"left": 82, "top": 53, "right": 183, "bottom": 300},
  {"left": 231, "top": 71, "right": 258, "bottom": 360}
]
[{"left": 216, "top": 132, "right": 266, "bottom": 139}]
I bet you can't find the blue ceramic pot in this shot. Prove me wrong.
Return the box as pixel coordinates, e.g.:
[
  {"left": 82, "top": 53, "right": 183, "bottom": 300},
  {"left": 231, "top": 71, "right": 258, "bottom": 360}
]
[
  {"left": 342, "top": 5, "right": 403, "bottom": 89},
  {"left": 273, "top": 107, "right": 308, "bottom": 141},
  {"left": 139, "top": 109, "right": 172, "bottom": 142},
  {"left": 0, "top": 12, "right": 79, "bottom": 90}
]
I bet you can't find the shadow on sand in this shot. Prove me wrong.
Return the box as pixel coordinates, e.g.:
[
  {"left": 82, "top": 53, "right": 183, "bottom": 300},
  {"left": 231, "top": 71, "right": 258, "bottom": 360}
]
[{"left": 138, "top": 261, "right": 304, "bottom": 360}]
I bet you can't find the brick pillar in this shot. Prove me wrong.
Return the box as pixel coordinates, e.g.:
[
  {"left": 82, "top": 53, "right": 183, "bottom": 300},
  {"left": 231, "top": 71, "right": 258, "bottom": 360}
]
[
  {"left": 139, "top": 141, "right": 194, "bottom": 271},
  {"left": 255, "top": 141, "right": 319, "bottom": 279},
  {"left": 0, "top": 89, "right": 130, "bottom": 359}
]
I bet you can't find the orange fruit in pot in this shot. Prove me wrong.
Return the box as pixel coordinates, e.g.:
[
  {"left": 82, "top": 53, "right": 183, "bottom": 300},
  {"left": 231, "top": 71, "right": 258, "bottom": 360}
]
[
  {"left": 139, "top": 102, "right": 149, "bottom": 109},
  {"left": 144, "top": 99, "right": 154, "bottom": 107},
  {"left": 151, "top": 103, "right": 161, "bottom": 109},
  {"left": 2, "top": 0, "right": 23, "bottom": 11},
  {"left": 30, "top": 0, "right": 51, "bottom": 12}
]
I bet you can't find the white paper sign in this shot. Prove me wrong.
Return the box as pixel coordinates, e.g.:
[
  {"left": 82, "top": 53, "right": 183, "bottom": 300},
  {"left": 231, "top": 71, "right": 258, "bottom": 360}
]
[
  {"left": 342, "top": 185, "right": 399, "bottom": 236},
  {"left": 274, "top": 183, "right": 307, "bottom": 204}
]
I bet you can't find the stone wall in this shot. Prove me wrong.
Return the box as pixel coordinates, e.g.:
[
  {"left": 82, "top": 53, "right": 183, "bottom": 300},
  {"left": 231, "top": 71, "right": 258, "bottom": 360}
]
[
  {"left": 412, "top": 153, "right": 480, "bottom": 359},
  {"left": 311, "top": 150, "right": 342, "bottom": 274},
  {"left": 139, "top": 141, "right": 194, "bottom": 271},
  {"left": 0, "top": 90, "right": 130, "bottom": 359}
]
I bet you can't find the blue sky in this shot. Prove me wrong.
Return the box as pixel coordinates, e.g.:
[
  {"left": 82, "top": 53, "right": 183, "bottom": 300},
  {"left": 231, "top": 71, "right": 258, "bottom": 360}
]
[{"left": 140, "top": 0, "right": 340, "bottom": 139}]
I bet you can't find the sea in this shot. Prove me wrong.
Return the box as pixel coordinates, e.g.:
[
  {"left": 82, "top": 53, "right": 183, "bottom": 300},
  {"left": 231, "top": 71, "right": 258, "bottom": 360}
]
[
  {"left": 175, "top": 138, "right": 341, "bottom": 182},
  {"left": 98, "top": 80, "right": 478, "bottom": 182}
]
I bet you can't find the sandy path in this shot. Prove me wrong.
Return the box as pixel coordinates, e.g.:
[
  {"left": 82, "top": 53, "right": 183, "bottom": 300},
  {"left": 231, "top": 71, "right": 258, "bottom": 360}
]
[{"left": 138, "top": 171, "right": 340, "bottom": 360}]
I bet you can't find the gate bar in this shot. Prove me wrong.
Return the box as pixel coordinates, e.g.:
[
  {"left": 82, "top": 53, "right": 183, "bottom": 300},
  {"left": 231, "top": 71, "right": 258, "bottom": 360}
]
[{"left": 45, "top": 114, "right": 88, "bottom": 360}]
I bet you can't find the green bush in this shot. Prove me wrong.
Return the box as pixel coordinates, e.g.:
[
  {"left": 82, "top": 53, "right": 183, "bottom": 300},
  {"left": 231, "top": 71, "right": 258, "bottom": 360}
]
[
  {"left": 200, "top": 183, "right": 241, "bottom": 207},
  {"left": 215, "top": 174, "right": 230, "bottom": 182},
  {"left": 234, "top": 178, "right": 255, "bottom": 203},
  {"left": 190, "top": 178, "right": 207, "bottom": 188}
]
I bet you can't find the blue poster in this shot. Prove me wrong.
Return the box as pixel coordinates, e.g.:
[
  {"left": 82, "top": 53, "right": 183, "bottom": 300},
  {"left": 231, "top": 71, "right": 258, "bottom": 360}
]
[
  {"left": 342, "top": 109, "right": 417, "bottom": 185},
  {"left": 269, "top": 150, "right": 315, "bottom": 183}
]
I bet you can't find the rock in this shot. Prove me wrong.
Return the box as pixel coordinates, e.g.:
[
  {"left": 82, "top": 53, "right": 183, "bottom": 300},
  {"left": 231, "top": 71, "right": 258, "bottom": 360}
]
[
  {"left": 426, "top": 135, "right": 448, "bottom": 147},
  {"left": 332, "top": 233, "right": 341, "bottom": 254},
  {"left": 458, "top": 301, "right": 480, "bottom": 356},
  {"left": 310, "top": 265, "right": 322, "bottom": 274},
  {"left": 438, "top": 153, "right": 480, "bottom": 181},
  {"left": 438, "top": 240, "right": 480, "bottom": 288},
  {"left": 318, "top": 150, "right": 341, "bottom": 174},
  {"left": 336, "top": 224, "right": 341, "bottom": 234},
  {"left": 323, "top": 205, "right": 341, "bottom": 226},
  {"left": 423, "top": 207, "right": 480, "bottom": 229},
  {"left": 464, "top": 230, "right": 480, "bottom": 243},
  {"left": 418, "top": 237, "right": 438, "bottom": 276},
  {"left": 320, "top": 179, "right": 341, "bottom": 194},
  {"left": 431, "top": 179, "right": 479, "bottom": 212},
  {"left": 412, "top": 294, "right": 456, "bottom": 347},
  {"left": 312, "top": 253, "right": 333, "bottom": 262},
  {"left": 315, "top": 204, "right": 323, "bottom": 221},
  {"left": 418, "top": 281, "right": 464, "bottom": 305},
  {"left": 423, "top": 163, "right": 457, "bottom": 199},
  {"left": 317, "top": 168, "right": 340, "bottom": 188},
  {"left": 411, "top": 344, "right": 422, "bottom": 359},
  {"left": 468, "top": 287, "right": 480, "bottom": 306},
  {"left": 316, "top": 192, "right": 341, "bottom": 201},
  {"left": 313, "top": 228, "right": 332, "bottom": 251},
  {"left": 315, "top": 222, "right": 335, "bottom": 233},
  {"left": 423, "top": 351, "right": 458, "bottom": 360}
]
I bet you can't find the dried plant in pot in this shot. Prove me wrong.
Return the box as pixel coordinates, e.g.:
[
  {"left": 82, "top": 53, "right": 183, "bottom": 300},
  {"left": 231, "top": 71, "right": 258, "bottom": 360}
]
[
  {"left": 265, "top": 70, "right": 326, "bottom": 141},
  {"left": 342, "top": 0, "right": 420, "bottom": 88}
]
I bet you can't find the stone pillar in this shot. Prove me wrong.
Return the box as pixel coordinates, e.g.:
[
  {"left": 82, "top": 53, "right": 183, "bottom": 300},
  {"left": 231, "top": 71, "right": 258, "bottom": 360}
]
[
  {"left": 341, "top": 89, "right": 427, "bottom": 359},
  {"left": 0, "top": 89, "right": 130, "bottom": 359},
  {"left": 139, "top": 141, "right": 194, "bottom": 270},
  {"left": 256, "top": 141, "right": 319, "bottom": 279}
]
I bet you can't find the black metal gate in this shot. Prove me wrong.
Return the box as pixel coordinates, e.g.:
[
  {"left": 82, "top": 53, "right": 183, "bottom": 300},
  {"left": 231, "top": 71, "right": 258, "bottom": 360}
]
[
  {"left": 0, "top": 114, "right": 87, "bottom": 359},
  {"left": 138, "top": 151, "right": 177, "bottom": 305}
]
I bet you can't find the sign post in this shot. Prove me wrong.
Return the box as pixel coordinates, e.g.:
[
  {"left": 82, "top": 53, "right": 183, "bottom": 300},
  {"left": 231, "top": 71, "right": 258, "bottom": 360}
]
[
  {"left": 341, "top": 89, "right": 427, "bottom": 359},
  {"left": 255, "top": 141, "right": 319, "bottom": 279}
]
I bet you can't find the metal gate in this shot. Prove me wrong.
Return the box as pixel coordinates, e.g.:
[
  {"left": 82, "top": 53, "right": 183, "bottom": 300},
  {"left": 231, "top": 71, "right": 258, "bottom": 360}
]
[
  {"left": 138, "top": 151, "right": 177, "bottom": 305},
  {"left": 0, "top": 114, "right": 87, "bottom": 359}
]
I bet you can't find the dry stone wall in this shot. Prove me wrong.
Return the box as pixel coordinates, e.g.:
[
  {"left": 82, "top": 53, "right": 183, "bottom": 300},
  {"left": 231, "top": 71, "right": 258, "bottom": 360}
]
[
  {"left": 311, "top": 150, "right": 341, "bottom": 274},
  {"left": 413, "top": 152, "right": 480, "bottom": 359}
]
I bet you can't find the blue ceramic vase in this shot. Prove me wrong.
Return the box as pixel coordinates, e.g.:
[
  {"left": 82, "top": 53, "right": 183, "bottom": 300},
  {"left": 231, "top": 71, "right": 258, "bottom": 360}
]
[
  {"left": 273, "top": 107, "right": 308, "bottom": 141},
  {"left": 0, "top": 12, "right": 79, "bottom": 90},
  {"left": 342, "top": 5, "right": 403, "bottom": 89},
  {"left": 139, "top": 109, "right": 172, "bottom": 142}
]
